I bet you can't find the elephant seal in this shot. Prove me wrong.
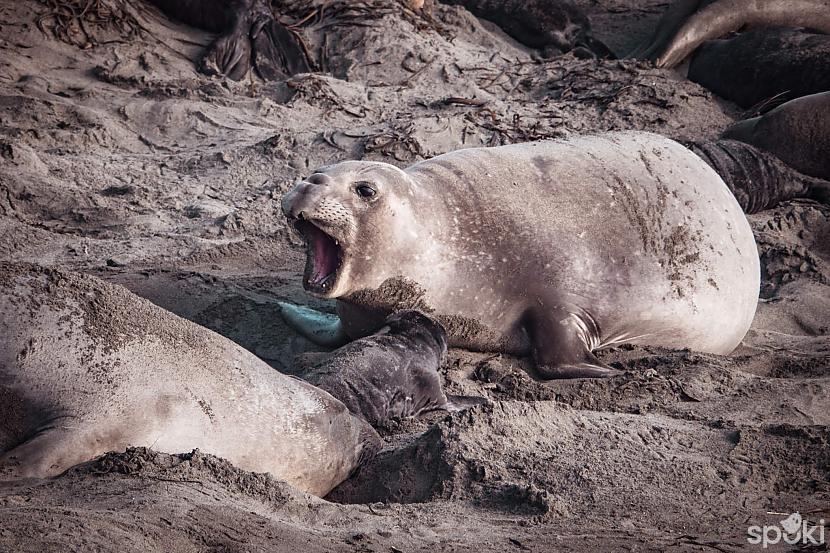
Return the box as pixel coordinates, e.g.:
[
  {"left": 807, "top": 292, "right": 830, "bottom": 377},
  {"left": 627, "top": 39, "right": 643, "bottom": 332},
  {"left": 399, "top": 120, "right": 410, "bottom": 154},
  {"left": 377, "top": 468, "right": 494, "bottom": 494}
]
[
  {"left": 684, "top": 138, "right": 830, "bottom": 213},
  {"left": 684, "top": 93, "right": 830, "bottom": 211},
  {"left": 629, "top": 0, "right": 830, "bottom": 68},
  {"left": 0, "top": 263, "right": 379, "bottom": 496},
  {"left": 687, "top": 28, "right": 830, "bottom": 108},
  {"left": 721, "top": 92, "right": 830, "bottom": 182},
  {"left": 627, "top": 0, "right": 713, "bottom": 60},
  {"left": 297, "top": 310, "right": 451, "bottom": 427},
  {"left": 147, "top": 0, "right": 310, "bottom": 80},
  {"left": 280, "top": 131, "right": 760, "bottom": 379},
  {"left": 440, "top": 0, "right": 613, "bottom": 58}
]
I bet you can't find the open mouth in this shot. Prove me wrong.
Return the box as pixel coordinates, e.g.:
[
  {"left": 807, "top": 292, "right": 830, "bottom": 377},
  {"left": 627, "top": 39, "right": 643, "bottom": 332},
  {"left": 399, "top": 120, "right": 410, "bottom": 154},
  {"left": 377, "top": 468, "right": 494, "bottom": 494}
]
[{"left": 294, "top": 220, "right": 343, "bottom": 294}]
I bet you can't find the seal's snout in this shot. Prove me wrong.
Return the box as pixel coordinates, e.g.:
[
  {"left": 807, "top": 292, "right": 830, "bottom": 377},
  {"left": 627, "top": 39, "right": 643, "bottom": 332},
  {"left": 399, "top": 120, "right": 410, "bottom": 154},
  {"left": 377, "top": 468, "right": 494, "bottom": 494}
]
[
  {"left": 280, "top": 174, "right": 352, "bottom": 297},
  {"left": 281, "top": 185, "right": 299, "bottom": 219},
  {"left": 306, "top": 173, "right": 332, "bottom": 186},
  {"left": 282, "top": 181, "right": 315, "bottom": 220},
  {"left": 281, "top": 173, "right": 334, "bottom": 220}
]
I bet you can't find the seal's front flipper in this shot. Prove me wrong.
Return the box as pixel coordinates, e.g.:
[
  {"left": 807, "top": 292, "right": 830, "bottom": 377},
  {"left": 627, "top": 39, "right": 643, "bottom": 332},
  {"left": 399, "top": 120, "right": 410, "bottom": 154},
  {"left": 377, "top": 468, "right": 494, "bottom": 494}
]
[
  {"left": 148, "top": 0, "right": 254, "bottom": 80},
  {"left": 0, "top": 425, "right": 88, "bottom": 479},
  {"left": 626, "top": 0, "right": 703, "bottom": 60},
  {"left": 200, "top": 28, "right": 252, "bottom": 81},
  {"left": 526, "top": 307, "right": 622, "bottom": 379},
  {"left": 278, "top": 301, "right": 349, "bottom": 348},
  {"left": 533, "top": 336, "right": 622, "bottom": 379}
]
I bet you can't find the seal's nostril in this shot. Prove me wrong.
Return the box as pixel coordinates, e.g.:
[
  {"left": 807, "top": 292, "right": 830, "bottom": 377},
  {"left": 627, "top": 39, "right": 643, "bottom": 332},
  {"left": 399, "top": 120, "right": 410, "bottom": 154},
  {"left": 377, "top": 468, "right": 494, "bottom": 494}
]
[
  {"left": 307, "top": 173, "right": 330, "bottom": 186},
  {"left": 297, "top": 210, "right": 306, "bottom": 220}
]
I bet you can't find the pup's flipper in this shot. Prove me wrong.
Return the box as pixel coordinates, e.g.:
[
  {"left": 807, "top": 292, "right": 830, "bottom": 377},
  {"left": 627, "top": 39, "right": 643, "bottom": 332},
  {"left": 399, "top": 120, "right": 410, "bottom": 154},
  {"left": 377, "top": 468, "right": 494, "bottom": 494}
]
[{"left": 277, "top": 301, "right": 349, "bottom": 348}]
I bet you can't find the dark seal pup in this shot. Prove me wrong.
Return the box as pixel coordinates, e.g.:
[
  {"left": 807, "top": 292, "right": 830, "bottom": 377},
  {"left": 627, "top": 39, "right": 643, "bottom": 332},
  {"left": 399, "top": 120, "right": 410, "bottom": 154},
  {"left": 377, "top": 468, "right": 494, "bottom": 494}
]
[{"left": 298, "top": 310, "right": 451, "bottom": 427}]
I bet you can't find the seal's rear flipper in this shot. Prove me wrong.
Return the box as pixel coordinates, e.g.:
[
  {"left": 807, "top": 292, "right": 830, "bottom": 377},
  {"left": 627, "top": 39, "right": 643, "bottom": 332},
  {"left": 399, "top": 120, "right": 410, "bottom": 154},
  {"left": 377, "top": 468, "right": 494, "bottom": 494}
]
[
  {"left": 148, "top": 0, "right": 310, "bottom": 81},
  {"left": 278, "top": 301, "right": 349, "bottom": 348},
  {"left": 536, "top": 361, "right": 622, "bottom": 379},
  {"left": 251, "top": 17, "right": 311, "bottom": 80}
]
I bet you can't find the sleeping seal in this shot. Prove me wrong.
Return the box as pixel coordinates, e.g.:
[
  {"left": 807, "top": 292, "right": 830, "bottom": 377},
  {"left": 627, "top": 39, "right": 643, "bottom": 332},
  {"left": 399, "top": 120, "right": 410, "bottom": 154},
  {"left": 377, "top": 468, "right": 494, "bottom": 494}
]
[
  {"left": 720, "top": 92, "right": 830, "bottom": 182},
  {"left": 279, "top": 131, "right": 761, "bottom": 379},
  {"left": 687, "top": 28, "right": 830, "bottom": 109},
  {"left": 0, "top": 263, "right": 378, "bottom": 496}
]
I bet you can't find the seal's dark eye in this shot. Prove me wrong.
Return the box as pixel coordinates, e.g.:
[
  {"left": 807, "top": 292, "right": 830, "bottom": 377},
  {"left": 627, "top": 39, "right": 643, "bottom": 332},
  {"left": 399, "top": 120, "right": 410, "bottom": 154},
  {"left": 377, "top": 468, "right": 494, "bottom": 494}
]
[{"left": 355, "top": 182, "right": 377, "bottom": 199}]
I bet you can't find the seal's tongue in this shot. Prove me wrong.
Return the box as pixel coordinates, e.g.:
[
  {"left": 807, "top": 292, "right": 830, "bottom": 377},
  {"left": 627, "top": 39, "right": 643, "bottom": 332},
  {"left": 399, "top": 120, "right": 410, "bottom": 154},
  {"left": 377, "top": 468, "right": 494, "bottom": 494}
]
[
  {"left": 310, "top": 225, "right": 338, "bottom": 282},
  {"left": 297, "top": 221, "right": 341, "bottom": 292}
]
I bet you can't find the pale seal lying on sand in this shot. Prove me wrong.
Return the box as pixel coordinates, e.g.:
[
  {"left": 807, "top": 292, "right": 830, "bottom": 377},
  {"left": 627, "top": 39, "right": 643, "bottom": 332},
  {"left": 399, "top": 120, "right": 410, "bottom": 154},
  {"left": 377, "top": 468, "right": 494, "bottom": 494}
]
[
  {"left": 0, "top": 263, "right": 378, "bottom": 496},
  {"left": 280, "top": 131, "right": 762, "bottom": 379}
]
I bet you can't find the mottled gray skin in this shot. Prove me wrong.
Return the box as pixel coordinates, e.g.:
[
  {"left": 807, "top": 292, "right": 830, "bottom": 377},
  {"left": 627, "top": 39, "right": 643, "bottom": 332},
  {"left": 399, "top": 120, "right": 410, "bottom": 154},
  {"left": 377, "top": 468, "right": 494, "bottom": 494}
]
[
  {"left": 0, "top": 263, "right": 378, "bottom": 496},
  {"left": 300, "top": 310, "right": 449, "bottom": 427},
  {"left": 685, "top": 139, "right": 830, "bottom": 213},
  {"left": 281, "top": 131, "right": 760, "bottom": 379}
]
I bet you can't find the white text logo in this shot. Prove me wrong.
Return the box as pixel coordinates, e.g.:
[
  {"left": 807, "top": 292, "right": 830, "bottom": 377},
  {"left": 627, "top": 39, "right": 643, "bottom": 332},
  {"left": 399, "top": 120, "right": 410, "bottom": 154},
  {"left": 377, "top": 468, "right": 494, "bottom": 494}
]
[{"left": 747, "top": 513, "right": 826, "bottom": 548}]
